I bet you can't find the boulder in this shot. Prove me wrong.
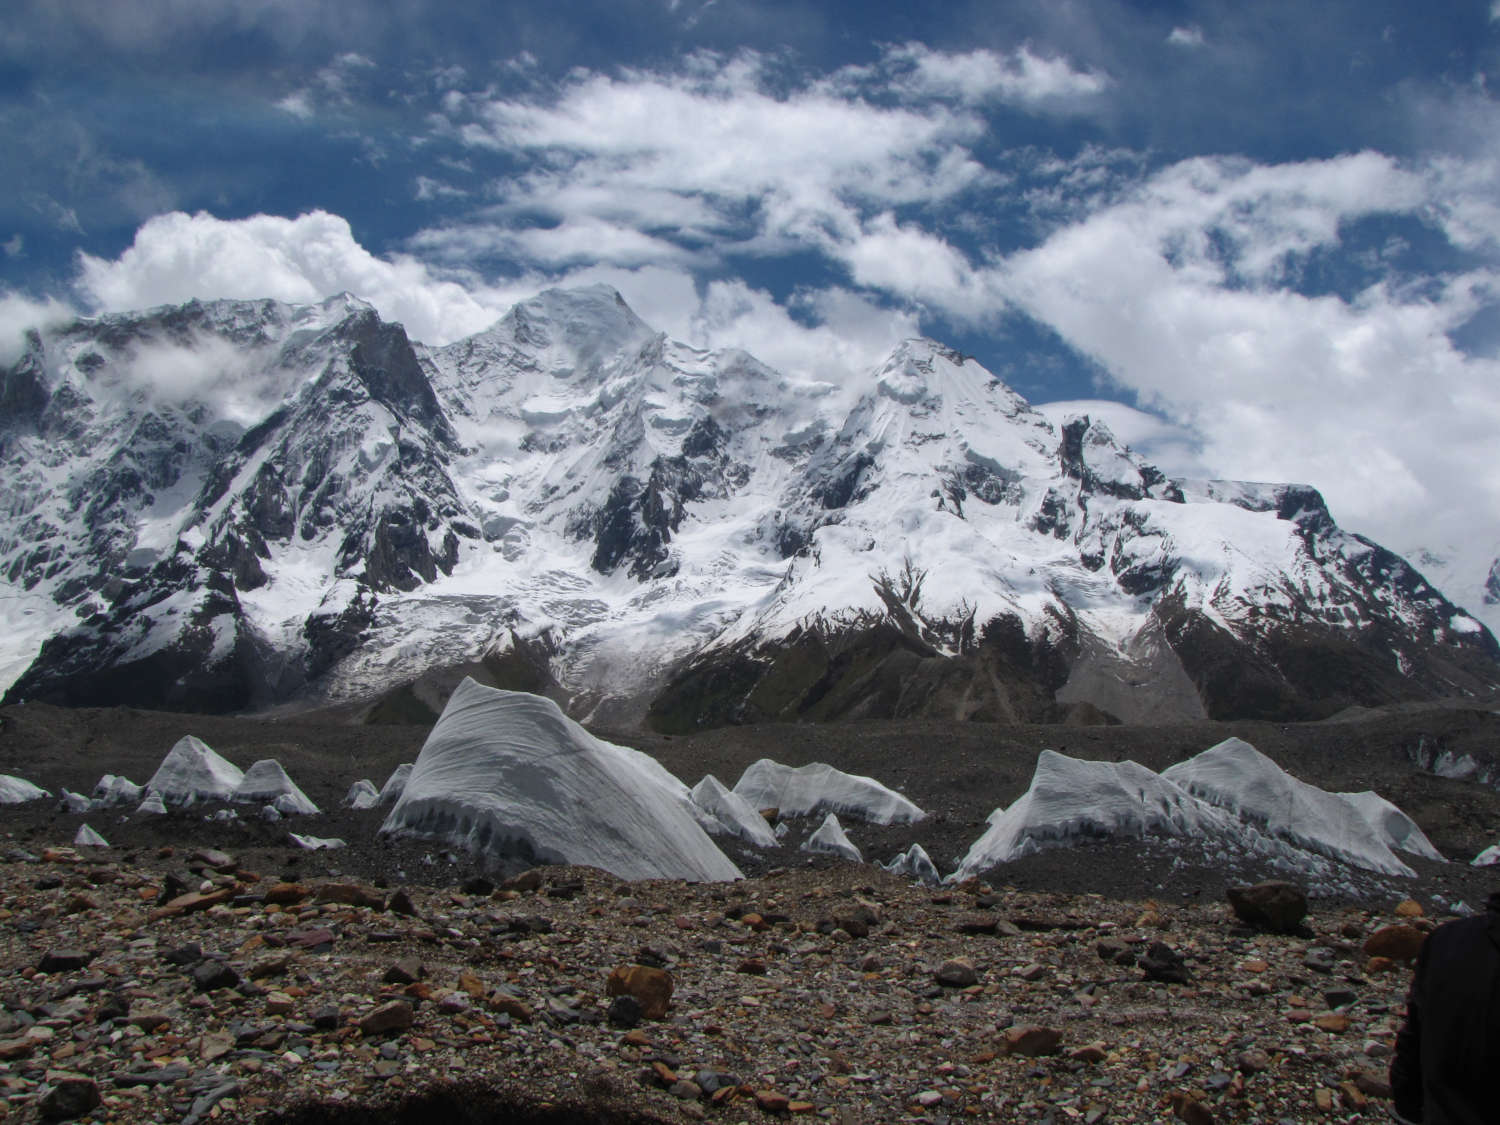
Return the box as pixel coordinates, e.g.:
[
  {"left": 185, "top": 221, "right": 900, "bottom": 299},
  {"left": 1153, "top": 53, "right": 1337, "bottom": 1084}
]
[{"left": 1226, "top": 881, "right": 1308, "bottom": 934}]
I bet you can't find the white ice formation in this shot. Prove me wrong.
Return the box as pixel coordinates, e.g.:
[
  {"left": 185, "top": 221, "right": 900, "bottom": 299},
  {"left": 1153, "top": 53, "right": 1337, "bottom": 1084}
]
[
  {"left": 882, "top": 843, "right": 941, "bottom": 885},
  {"left": 135, "top": 791, "right": 167, "bottom": 816},
  {"left": 59, "top": 790, "right": 91, "bottom": 814},
  {"left": 145, "top": 736, "right": 244, "bottom": 805},
  {"left": 952, "top": 741, "right": 1443, "bottom": 883},
  {"left": 73, "top": 824, "right": 108, "bottom": 847},
  {"left": 232, "top": 760, "right": 319, "bottom": 815},
  {"left": 690, "top": 775, "right": 780, "bottom": 848},
  {"left": 1474, "top": 844, "right": 1500, "bottom": 867},
  {"left": 344, "top": 780, "right": 380, "bottom": 810},
  {"left": 732, "top": 760, "right": 924, "bottom": 825},
  {"left": 92, "top": 774, "right": 142, "bottom": 807},
  {"left": 801, "top": 812, "right": 863, "bottom": 863},
  {"left": 378, "top": 764, "right": 413, "bottom": 805},
  {"left": 381, "top": 679, "right": 741, "bottom": 882},
  {"left": 1160, "top": 738, "right": 1440, "bottom": 876},
  {"left": 289, "top": 833, "right": 346, "bottom": 850},
  {"left": 0, "top": 775, "right": 48, "bottom": 804}
]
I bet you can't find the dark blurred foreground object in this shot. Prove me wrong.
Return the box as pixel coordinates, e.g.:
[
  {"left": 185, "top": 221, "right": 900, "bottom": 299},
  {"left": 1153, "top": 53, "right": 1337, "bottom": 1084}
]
[{"left": 1390, "top": 892, "right": 1500, "bottom": 1123}]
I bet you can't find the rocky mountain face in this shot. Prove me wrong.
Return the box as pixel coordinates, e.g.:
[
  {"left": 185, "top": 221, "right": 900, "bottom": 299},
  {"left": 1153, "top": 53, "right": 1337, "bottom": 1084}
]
[{"left": 2, "top": 286, "right": 1496, "bottom": 724}]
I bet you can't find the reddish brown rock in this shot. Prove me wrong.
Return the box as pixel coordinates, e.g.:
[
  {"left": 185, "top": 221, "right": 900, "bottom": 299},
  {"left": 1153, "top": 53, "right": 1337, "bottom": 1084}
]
[
  {"left": 606, "top": 964, "right": 674, "bottom": 1020},
  {"left": 314, "top": 882, "right": 385, "bottom": 910},
  {"left": 1001, "top": 1026, "right": 1063, "bottom": 1057},
  {"left": 1363, "top": 925, "right": 1426, "bottom": 963},
  {"left": 358, "top": 1000, "right": 414, "bottom": 1036}
]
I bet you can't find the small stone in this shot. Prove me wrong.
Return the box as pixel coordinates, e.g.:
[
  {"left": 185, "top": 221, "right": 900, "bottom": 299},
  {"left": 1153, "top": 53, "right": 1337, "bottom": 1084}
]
[
  {"left": 314, "top": 882, "right": 385, "bottom": 910},
  {"left": 1169, "top": 1090, "right": 1215, "bottom": 1124},
  {"left": 191, "top": 960, "right": 242, "bottom": 992},
  {"left": 1140, "top": 942, "right": 1191, "bottom": 984},
  {"left": 38, "top": 1072, "right": 100, "bottom": 1121},
  {"left": 38, "top": 949, "right": 93, "bottom": 974},
  {"left": 1314, "top": 1087, "right": 1336, "bottom": 1113},
  {"left": 606, "top": 965, "right": 673, "bottom": 1020},
  {"left": 1069, "top": 1042, "right": 1108, "bottom": 1064},
  {"left": 1001, "top": 1026, "right": 1063, "bottom": 1057},
  {"left": 383, "top": 957, "right": 424, "bottom": 985},
  {"left": 914, "top": 1090, "right": 943, "bottom": 1107},
  {"left": 491, "top": 994, "right": 534, "bottom": 1024},
  {"left": 262, "top": 882, "right": 308, "bottom": 905},
  {"left": 265, "top": 992, "right": 295, "bottom": 1015},
  {"left": 1363, "top": 925, "right": 1426, "bottom": 962},
  {"left": 935, "top": 958, "right": 979, "bottom": 987},
  {"left": 607, "top": 995, "right": 643, "bottom": 1028},
  {"left": 1235, "top": 1048, "right": 1272, "bottom": 1074},
  {"left": 1226, "top": 881, "right": 1308, "bottom": 934},
  {"left": 1394, "top": 899, "right": 1424, "bottom": 918},
  {"left": 755, "top": 1089, "right": 791, "bottom": 1113},
  {"left": 359, "top": 1000, "right": 415, "bottom": 1036},
  {"left": 1313, "top": 1013, "right": 1350, "bottom": 1033},
  {"left": 386, "top": 888, "right": 418, "bottom": 916},
  {"left": 737, "top": 958, "right": 769, "bottom": 975}
]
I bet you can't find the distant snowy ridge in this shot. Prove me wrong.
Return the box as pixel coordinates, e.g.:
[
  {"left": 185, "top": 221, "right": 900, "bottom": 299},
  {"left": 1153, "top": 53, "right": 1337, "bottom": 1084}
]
[
  {"left": 2, "top": 285, "right": 1496, "bottom": 727},
  {"left": 952, "top": 739, "right": 1441, "bottom": 882}
]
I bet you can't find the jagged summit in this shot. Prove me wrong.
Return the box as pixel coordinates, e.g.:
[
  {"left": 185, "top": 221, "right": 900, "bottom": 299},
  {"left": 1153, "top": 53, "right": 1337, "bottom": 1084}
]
[{"left": 1, "top": 287, "right": 1496, "bottom": 724}]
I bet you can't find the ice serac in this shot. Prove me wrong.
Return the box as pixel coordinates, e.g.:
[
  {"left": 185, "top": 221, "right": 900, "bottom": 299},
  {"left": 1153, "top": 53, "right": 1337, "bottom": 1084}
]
[
  {"left": 801, "top": 812, "right": 862, "bottom": 863},
  {"left": 2, "top": 287, "right": 1497, "bottom": 724},
  {"left": 380, "top": 678, "right": 741, "bottom": 882},
  {"left": 377, "top": 763, "right": 413, "bottom": 804},
  {"left": 92, "top": 774, "right": 142, "bottom": 807},
  {"left": 953, "top": 741, "right": 1437, "bottom": 883},
  {"left": 145, "top": 735, "right": 244, "bottom": 805},
  {"left": 952, "top": 750, "right": 1234, "bottom": 882},
  {"left": 232, "top": 759, "right": 319, "bottom": 815},
  {"left": 1160, "top": 738, "right": 1434, "bottom": 876},
  {"left": 0, "top": 776, "right": 48, "bottom": 804},
  {"left": 690, "top": 775, "right": 780, "bottom": 848},
  {"left": 731, "top": 759, "right": 924, "bottom": 825},
  {"left": 343, "top": 779, "right": 379, "bottom": 810},
  {"left": 883, "top": 843, "right": 941, "bottom": 885}
]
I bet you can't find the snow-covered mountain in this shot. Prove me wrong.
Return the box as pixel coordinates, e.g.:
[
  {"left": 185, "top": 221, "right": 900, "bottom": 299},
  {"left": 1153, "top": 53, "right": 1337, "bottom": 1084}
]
[{"left": 2, "top": 285, "right": 1496, "bottom": 725}]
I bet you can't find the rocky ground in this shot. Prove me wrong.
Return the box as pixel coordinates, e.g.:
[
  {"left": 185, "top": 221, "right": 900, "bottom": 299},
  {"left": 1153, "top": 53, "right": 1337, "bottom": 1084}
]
[{"left": 0, "top": 834, "right": 1436, "bottom": 1125}]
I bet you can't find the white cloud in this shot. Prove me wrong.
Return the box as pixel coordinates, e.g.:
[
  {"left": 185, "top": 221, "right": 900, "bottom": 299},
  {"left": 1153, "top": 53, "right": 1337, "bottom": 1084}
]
[
  {"left": 428, "top": 49, "right": 1009, "bottom": 286},
  {"left": 67, "top": 209, "right": 919, "bottom": 395},
  {"left": 1166, "top": 26, "right": 1206, "bottom": 48},
  {"left": 992, "top": 152, "right": 1500, "bottom": 573},
  {"left": 1033, "top": 399, "right": 1207, "bottom": 474},
  {"left": 2, "top": 235, "right": 23, "bottom": 259},
  {"left": 76, "top": 210, "right": 508, "bottom": 345},
  {"left": 884, "top": 42, "right": 1111, "bottom": 106},
  {"left": 0, "top": 292, "right": 76, "bottom": 365}
]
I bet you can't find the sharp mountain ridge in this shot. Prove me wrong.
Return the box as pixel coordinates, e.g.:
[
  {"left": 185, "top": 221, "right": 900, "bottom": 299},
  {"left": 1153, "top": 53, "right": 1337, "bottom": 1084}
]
[{"left": 1, "top": 285, "right": 1495, "bottom": 727}]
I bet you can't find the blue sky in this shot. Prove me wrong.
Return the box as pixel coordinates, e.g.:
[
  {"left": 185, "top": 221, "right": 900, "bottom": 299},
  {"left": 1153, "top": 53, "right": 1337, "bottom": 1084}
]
[{"left": 4, "top": 0, "right": 1500, "bottom": 600}]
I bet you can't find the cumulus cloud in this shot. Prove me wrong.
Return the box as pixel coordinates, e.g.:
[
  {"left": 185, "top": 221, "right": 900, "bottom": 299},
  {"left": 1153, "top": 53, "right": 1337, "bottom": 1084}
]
[
  {"left": 76, "top": 210, "right": 508, "bottom": 345},
  {"left": 992, "top": 152, "right": 1500, "bottom": 573},
  {"left": 67, "top": 209, "right": 918, "bottom": 394}
]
